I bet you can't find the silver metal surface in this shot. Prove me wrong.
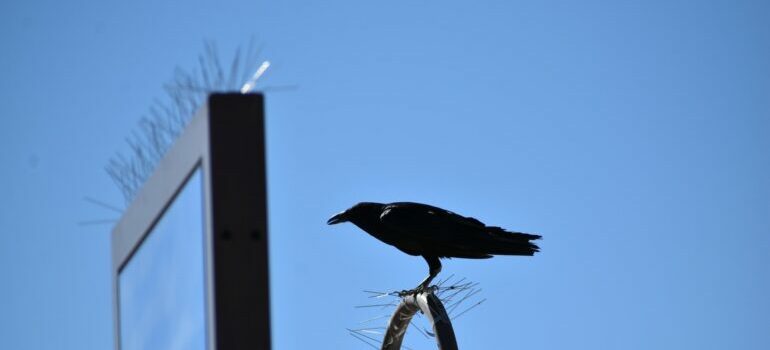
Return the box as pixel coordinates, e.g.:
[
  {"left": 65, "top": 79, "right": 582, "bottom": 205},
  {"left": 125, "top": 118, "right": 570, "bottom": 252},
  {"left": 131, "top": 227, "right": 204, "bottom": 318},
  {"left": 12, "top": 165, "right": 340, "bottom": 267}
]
[{"left": 381, "top": 289, "right": 458, "bottom": 350}]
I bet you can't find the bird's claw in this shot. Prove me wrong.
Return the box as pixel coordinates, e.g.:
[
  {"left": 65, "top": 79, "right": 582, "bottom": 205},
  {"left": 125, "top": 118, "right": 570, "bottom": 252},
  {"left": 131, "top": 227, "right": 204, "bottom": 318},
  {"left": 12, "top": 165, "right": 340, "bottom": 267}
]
[
  {"left": 396, "top": 288, "right": 414, "bottom": 298},
  {"left": 397, "top": 284, "right": 432, "bottom": 298}
]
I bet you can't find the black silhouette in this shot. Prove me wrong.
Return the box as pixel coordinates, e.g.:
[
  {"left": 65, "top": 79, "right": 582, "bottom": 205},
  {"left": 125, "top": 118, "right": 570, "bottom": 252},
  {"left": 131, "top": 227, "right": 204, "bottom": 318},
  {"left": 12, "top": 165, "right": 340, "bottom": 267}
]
[{"left": 327, "top": 202, "right": 541, "bottom": 292}]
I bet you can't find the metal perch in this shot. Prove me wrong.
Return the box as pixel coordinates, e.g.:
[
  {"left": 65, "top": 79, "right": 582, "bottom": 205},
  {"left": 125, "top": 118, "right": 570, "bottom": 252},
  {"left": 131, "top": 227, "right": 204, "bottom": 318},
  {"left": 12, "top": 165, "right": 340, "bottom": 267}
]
[{"left": 381, "top": 287, "right": 458, "bottom": 350}]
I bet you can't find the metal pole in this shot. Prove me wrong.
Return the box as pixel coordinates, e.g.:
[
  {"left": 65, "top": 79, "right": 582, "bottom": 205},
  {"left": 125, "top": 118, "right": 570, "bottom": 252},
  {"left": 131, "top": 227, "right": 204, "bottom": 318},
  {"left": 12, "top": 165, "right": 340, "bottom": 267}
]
[{"left": 381, "top": 288, "right": 458, "bottom": 350}]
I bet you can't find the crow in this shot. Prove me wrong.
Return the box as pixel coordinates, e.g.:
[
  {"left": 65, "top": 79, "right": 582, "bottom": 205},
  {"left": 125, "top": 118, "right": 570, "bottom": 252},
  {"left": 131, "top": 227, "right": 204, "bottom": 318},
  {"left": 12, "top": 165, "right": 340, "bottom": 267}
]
[{"left": 327, "top": 202, "right": 541, "bottom": 292}]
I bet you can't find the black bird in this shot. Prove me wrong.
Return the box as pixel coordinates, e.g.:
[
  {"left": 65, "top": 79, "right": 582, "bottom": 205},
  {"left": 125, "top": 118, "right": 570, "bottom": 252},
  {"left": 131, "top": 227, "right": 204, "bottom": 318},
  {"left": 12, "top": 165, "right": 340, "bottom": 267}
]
[{"left": 327, "top": 202, "right": 541, "bottom": 292}]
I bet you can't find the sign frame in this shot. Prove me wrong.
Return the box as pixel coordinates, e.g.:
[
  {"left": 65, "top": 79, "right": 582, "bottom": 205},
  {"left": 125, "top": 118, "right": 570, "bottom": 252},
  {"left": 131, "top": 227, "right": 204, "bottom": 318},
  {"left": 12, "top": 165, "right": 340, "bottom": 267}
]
[{"left": 111, "top": 93, "right": 270, "bottom": 350}]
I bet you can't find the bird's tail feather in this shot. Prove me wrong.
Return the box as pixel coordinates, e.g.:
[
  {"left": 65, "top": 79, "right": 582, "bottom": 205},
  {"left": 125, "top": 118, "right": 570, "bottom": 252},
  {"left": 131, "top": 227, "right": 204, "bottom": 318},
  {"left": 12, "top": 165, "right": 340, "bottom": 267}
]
[{"left": 482, "top": 226, "right": 541, "bottom": 256}]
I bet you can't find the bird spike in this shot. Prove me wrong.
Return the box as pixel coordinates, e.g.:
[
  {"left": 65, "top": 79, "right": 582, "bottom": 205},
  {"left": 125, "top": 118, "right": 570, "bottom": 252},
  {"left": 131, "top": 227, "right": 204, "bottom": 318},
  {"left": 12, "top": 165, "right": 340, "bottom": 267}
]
[
  {"left": 105, "top": 40, "right": 268, "bottom": 205},
  {"left": 350, "top": 278, "right": 485, "bottom": 349},
  {"left": 240, "top": 61, "right": 271, "bottom": 93}
]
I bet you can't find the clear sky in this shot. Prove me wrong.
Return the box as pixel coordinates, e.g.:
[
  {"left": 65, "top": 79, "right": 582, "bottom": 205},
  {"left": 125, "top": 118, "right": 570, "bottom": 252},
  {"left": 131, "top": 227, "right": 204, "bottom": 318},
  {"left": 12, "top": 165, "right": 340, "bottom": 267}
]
[{"left": 1, "top": 0, "right": 769, "bottom": 349}]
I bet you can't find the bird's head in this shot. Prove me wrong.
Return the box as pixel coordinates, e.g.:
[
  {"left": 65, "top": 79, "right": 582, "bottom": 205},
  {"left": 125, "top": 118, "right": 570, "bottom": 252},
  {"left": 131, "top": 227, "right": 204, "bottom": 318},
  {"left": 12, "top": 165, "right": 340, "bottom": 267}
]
[{"left": 327, "top": 202, "right": 384, "bottom": 226}]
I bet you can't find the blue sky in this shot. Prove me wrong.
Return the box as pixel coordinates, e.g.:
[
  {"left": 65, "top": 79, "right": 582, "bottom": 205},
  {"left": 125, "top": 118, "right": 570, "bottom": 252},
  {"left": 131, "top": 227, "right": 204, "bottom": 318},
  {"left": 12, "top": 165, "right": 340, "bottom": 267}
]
[{"left": 1, "top": 0, "right": 769, "bottom": 349}]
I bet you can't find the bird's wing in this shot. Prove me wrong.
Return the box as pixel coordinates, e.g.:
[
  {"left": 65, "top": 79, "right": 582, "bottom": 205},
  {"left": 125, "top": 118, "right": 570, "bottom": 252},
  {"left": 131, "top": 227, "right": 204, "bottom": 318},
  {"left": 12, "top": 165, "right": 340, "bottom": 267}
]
[
  {"left": 378, "top": 202, "right": 487, "bottom": 242},
  {"left": 379, "top": 202, "right": 540, "bottom": 258},
  {"left": 380, "top": 202, "right": 484, "bottom": 228}
]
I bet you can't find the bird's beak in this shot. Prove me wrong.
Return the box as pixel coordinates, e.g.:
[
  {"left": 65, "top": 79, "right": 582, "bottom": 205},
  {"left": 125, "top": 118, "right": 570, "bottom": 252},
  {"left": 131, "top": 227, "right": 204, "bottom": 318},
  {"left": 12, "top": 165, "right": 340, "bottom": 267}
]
[{"left": 327, "top": 212, "right": 347, "bottom": 225}]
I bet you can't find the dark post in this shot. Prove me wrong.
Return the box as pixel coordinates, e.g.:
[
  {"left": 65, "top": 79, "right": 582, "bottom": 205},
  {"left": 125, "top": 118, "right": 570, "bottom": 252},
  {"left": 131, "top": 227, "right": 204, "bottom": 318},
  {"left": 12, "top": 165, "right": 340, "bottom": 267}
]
[{"left": 208, "top": 93, "right": 271, "bottom": 349}]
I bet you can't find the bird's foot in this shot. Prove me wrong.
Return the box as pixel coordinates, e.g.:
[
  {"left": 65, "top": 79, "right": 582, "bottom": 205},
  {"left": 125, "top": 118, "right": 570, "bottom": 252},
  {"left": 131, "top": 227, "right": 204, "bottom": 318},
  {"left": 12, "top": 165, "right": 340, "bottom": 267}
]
[
  {"left": 397, "top": 284, "right": 433, "bottom": 298},
  {"left": 397, "top": 288, "right": 415, "bottom": 298}
]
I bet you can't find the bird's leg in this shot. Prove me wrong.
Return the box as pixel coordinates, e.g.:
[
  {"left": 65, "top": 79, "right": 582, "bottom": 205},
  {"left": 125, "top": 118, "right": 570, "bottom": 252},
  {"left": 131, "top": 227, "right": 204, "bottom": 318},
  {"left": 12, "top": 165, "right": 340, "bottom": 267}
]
[{"left": 415, "top": 256, "right": 441, "bottom": 294}]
